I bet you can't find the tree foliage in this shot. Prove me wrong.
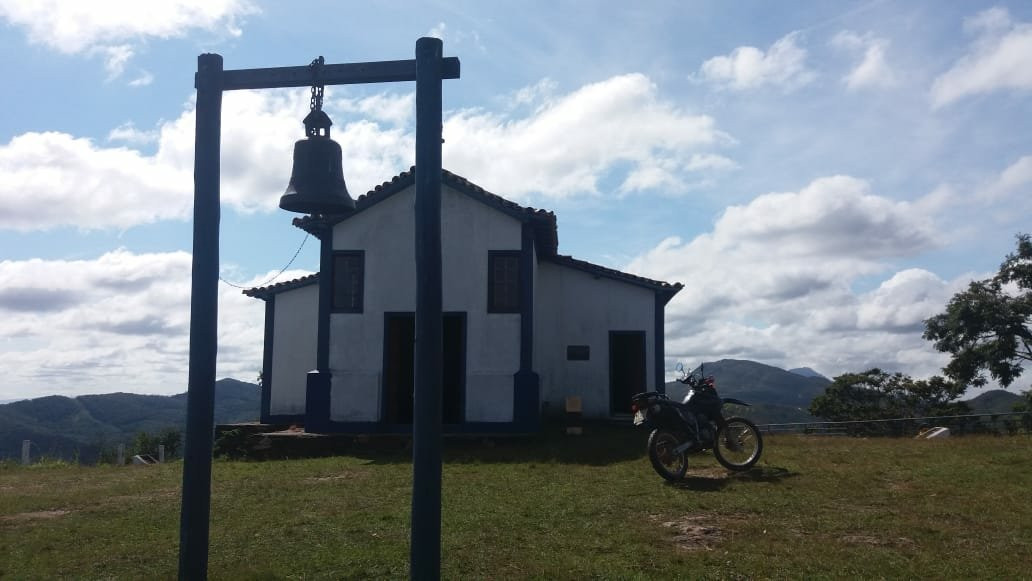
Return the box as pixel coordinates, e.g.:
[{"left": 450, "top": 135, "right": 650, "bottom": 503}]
[
  {"left": 924, "top": 233, "right": 1032, "bottom": 390},
  {"left": 130, "top": 427, "right": 182, "bottom": 459},
  {"left": 809, "top": 369, "right": 968, "bottom": 422}
]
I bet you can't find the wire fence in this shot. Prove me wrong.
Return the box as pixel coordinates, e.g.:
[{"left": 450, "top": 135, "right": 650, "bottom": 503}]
[{"left": 757, "top": 411, "right": 1032, "bottom": 438}]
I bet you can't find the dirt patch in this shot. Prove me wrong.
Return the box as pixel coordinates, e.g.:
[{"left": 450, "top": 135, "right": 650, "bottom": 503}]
[
  {"left": 650, "top": 514, "right": 726, "bottom": 551},
  {"left": 103, "top": 489, "right": 179, "bottom": 505},
  {"left": 1, "top": 509, "right": 71, "bottom": 522},
  {"left": 305, "top": 470, "right": 368, "bottom": 483},
  {"left": 840, "top": 534, "right": 915, "bottom": 548},
  {"left": 684, "top": 466, "right": 728, "bottom": 479}
]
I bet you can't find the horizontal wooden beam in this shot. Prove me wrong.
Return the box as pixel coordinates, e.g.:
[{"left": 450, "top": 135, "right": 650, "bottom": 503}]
[{"left": 210, "top": 57, "right": 460, "bottom": 91}]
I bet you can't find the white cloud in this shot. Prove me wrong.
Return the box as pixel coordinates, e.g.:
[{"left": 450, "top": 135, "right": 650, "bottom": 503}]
[
  {"left": 508, "top": 78, "right": 559, "bottom": 109},
  {"left": 0, "top": 74, "right": 731, "bottom": 230},
  {"left": 107, "top": 122, "right": 159, "bottom": 145},
  {"left": 626, "top": 175, "right": 959, "bottom": 379},
  {"left": 831, "top": 31, "right": 896, "bottom": 90},
  {"left": 0, "top": 131, "right": 191, "bottom": 231},
  {"left": 424, "top": 21, "right": 485, "bottom": 53},
  {"left": 428, "top": 22, "right": 447, "bottom": 40},
  {"left": 696, "top": 32, "right": 815, "bottom": 91},
  {"left": 0, "top": 249, "right": 303, "bottom": 400},
  {"left": 982, "top": 155, "right": 1032, "bottom": 200},
  {"left": 95, "top": 44, "right": 134, "bottom": 79},
  {"left": 931, "top": 7, "right": 1032, "bottom": 108},
  {"left": 443, "top": 73, "right": 734, "bottom": 198},
  {"left": 0, "top": 89, "right": 414, "bottom": 231},
  {"left": 332, "top": 93, "right": 415, "bottom": 127},
  {"left": 856, "top": 269, "right": 951, "bottom": 332},
  {"left": 128, "top": 71, "right": 155, "bottom": 87},
  {"left": 0, "top": 0, "right": 256, "bottom": 78}
]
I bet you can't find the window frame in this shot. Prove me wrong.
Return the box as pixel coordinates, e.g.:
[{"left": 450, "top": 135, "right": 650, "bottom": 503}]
[
  {"left": 487, "top": 250, "right": 521, "bottom": 313},
  {"left": 331, "top": 250, "right": 365, "bottom": 313}
]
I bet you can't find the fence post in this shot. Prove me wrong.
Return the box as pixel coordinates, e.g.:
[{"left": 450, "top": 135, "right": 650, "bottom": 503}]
[
  {"left": 159, "top": 444, "right": 166, "bottom": 463},
  {"left": 117, "top": 444, "right": 125, "bottom": 466},
  {"left": 22, "top": 440, "right": 30, "bottom": 465}
]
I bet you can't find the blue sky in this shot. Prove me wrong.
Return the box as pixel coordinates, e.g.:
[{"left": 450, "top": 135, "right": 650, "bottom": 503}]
[{"left": 1, "top": 0, "right": 1030, "bottom": 400}]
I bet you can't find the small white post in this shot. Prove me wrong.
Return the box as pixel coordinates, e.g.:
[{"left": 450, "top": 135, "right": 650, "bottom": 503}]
[
  {"left": 22, "top": 440, "right": 31, "bottom": 465},
  {"left": 117, "top": 443, "right": 125, "bottom": 466},
  {"left": 158, "top": 444, "right": 165, "bottom": 463}
]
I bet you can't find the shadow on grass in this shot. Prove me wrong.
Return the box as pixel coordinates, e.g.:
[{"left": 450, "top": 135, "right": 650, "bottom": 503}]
[
  {"left": 731, "top": 466, "right": 799, "bottom": 483},
  {"left": 353, "top": 424, "right": 648, "bottom": 466},
  {"left": 667, "top": 466, "right": 799, "bottom": 492},
  {"left": 222, "top": 422, "right": 650, "bottom": 465}
]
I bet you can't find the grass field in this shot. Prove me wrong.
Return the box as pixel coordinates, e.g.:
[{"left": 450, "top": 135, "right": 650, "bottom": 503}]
[{"left": 2, "top": 427, "right": 1030, "bottom": 579}]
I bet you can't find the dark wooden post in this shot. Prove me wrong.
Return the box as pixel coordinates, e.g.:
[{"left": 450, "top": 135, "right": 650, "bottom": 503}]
[
  {"left": 179, "top": 52, "right": 223, "bottom": 580},
  {"left": 178, "top": 45, "right": 458, "bottom": 581},
  {"left": 411, "top": 36, "right": 444, "bottom": 580}
]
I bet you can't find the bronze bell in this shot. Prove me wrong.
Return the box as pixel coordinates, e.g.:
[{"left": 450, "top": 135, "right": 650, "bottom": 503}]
[{"left": 279, "top": 109, "right": 356, "bottom": 214}]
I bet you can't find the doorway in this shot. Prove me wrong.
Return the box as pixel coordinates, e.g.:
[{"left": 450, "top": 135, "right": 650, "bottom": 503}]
[
  {"left": 382, "top": 312, "right": 465, "bottom": 424},
  {"left": 609, "top": 331, "right": 646, "bottom": 414}
]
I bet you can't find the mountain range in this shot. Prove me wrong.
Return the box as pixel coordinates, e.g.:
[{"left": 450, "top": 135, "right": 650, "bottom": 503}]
[
  {"left": 665, "top": 359, "right": 831, "bottom": 424},
  {"left": 665, "top": 359, "right": 1026, "bottom": 424},
  {"left": 0, "top": 379, "right": 259, "bottom": 462},
  {"left": 3, "top": 361, "right": 1025, "bottom": 462},
  {"left": 965, "top": 389, "right": 1024, "bottom": 413}
]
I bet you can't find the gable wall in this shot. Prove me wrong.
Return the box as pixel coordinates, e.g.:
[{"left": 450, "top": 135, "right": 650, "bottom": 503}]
[
  {"left": 327, "top": 185, "right": 523, "bottom": 422},
  {"left": 535, "top": 261, "right": 656, "bottom": 418}
]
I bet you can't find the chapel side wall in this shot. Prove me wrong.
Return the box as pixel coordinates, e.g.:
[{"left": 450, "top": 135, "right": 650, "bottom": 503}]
[
  {"left": 269, "top": 284, "right": 318, "bottom": 416},
  {"left": 327, "top": 184, "right": 522, "bottom": 423},
  {"left": 535, "top": 262, "right": 656, "bottom": 418}
]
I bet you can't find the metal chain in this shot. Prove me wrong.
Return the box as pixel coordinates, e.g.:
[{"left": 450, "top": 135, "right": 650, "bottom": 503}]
[{"left": 309, "top": 56, "right": 325, "bottom": 111}]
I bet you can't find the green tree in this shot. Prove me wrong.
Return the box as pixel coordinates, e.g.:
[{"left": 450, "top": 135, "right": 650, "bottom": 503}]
[
  {"left": 129, "top": 427, "right": 181, "bottom": 459},
  {"left": 130, "top": 431, "right": 161, "bottom": 457},
  {"left": 924, "top": 233, "right": 1032, "bottom": 392},
  {"left": 809, "top": 369, "right": 968, "bottom": 425},
  {"left": 157, "top": 427, "right": 182, "bottom": 458}
]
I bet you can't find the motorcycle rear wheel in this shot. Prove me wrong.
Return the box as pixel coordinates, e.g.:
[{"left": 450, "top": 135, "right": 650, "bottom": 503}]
[
  {"left": 647, "top": 429, "right": 688, "bottom": 482},
  {"left": 713, "top": 417, "right": 763, "bottom": 471}
]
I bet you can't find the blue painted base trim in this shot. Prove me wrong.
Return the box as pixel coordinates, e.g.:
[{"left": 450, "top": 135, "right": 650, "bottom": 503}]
[{"left": 298, "top": 421, "right": 533, "bottom": 435}]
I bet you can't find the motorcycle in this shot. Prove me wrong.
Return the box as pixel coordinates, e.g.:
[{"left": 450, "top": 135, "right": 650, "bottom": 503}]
[{"left": 631, "top": 363, "right": 763, "bottom": 481}]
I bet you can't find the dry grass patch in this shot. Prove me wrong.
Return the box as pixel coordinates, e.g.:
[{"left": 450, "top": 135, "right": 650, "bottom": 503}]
[
  {"left": 839, "top": 534, "right": 916, "bottom": 548},
  {"left": 1, "top": 509, "right": 71, "bottom": 522},
  {"left": 649, "top": 512, "right": 752, "bottom": 552},
  {"left": 303, "top": 468, "right": 371, "bottom": 483}
]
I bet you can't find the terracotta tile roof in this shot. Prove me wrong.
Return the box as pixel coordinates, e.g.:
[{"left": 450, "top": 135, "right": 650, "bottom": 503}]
[
  {"left": 545, "top": 254, "right": 684, "bottom": 298},
  {"left": 249, "top": 168, "right": 682, "bottom": 300},
  {"left": 292, "top": 167, "right": 559, "bottom": 255},
  {"left": 242, "top": 273, "right": 319, "bottom": 300}
]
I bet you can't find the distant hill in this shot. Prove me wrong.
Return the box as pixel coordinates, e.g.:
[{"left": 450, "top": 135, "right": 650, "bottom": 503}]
[
  {"left": 658, "top": 360, "right": 1029, "bottom": 425},
  {"left": 666, "top": 359, "right": 830, "bottom": 424},
  {"left": 788, "top": 367, "right": 828, "bottom": 380},
  {"left": 0, "top": 379, "right": 259, "bottom": 462},
  {"left": 964, "top": 390, "right": 1024, "bottom": 413}
]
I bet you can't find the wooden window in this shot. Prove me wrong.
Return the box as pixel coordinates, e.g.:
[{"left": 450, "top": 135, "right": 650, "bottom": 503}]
[
  {"left": 488, "top": 251, "right": 520, "bottom": 313},
  {"left": 332, "top": 251, "right": 364, "bottom": 312}
]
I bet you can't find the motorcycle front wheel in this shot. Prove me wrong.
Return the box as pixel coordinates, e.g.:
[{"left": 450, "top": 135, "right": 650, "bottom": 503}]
[
  {"left": 713, "top": 417, "right": 763, "bottom": 471},
  {"left": 647, "top": 429, "right": 688, "bottom": 482}
]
